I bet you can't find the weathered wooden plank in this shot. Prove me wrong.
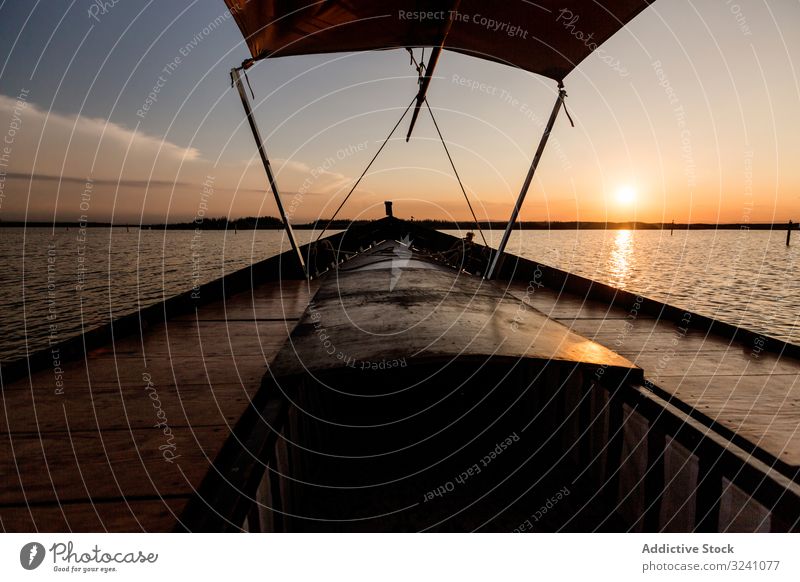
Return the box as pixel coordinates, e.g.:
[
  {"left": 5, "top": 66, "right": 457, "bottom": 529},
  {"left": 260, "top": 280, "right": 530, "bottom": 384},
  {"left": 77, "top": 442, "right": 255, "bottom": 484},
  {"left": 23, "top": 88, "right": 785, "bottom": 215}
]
[
  {"left": 5, "top": 352, "right": 270, "bottom": 392},
  {"left": 0, "top": 498, "right": 188, "bottom": 533},
  {"left": 599, "top": 334, "right": 737, "bottom": 354},
  {"left": 0, "top": 382, "right": 257, "bottom": 434},
  {"left": 4, "top": 321, "right": 291, "bottom": 394},
  {"left": 503, "top": 283, "right": 648, "bottom": 320},
  {"left": 172, "top": 279, "right": 317, "bottom": 322},
  {"left": 560, "top": 318, "right": 688, "bottom": 337},
  {"left": 647, "top": 373, "right": 800, "bottom": 466},
  {"left": 98, "top": 321, "right": 293, "bottom": 357},
  {"left": 519, "top": 280, "right": 800, "bottom": 470},
  {"left": 628, "top": 350, "right": 800, "bottom": 377},
  {"left": 0, "top": 273, "right": 311, "bottom": 533},
  {"left": 0, "top": 427, "right": 229, "bottom": 505}
]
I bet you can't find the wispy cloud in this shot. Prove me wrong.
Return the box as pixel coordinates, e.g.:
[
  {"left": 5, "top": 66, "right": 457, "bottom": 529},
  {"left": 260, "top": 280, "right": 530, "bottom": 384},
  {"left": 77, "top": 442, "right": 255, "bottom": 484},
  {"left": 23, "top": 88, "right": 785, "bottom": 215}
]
[
  {"left": 5, "top": 172, "right": 191, "bottom": 188},
  {"left": 271, "top": 158, "right": 353, "bottom": 194},
  {"left": 0, "top": 95, "right": 360, "bottom": 221},
  {"left": 0, "top": 94, "right": 201, "bottom": 182}
]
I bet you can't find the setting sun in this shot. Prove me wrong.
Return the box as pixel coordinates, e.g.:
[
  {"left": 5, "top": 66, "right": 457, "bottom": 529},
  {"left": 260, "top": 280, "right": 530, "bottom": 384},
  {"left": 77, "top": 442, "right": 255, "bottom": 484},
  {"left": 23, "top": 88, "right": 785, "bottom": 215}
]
[{"left": 615, "top": 186, "right": 637, "bottom": 205}]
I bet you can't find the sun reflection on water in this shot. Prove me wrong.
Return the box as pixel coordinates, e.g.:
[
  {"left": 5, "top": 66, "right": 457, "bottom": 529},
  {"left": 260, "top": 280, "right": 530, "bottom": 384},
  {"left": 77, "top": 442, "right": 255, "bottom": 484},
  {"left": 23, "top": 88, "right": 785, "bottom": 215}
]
[{"left": 608, "top": 229, "right": 634, "bottom": 289}]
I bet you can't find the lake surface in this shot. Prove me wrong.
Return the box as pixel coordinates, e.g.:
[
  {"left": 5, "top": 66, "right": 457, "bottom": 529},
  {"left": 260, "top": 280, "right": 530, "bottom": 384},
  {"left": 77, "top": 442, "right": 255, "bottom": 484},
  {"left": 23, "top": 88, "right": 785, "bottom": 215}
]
[
  {"left": 1, "top": 227, "right": 798, "bottom": 362},
  {"left": 0, "top": 228, "right": 332, "bottom": 363},
  {"left": 444, "top": 228, "right": 799, "bottom": 346}
]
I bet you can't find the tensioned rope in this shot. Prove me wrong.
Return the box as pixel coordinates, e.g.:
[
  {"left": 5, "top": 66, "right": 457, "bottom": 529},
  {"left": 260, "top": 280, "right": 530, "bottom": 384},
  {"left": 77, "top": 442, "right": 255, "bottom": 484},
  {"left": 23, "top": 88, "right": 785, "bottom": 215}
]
[
  {"left": 423, "top": 98, "right": 488, "bottom": 247},
  {"left": 407, "top": 48, "right": 487, "bottom": 246},
  {"left": 316, "top": 49, "right": 489, "bottom": 245},
  {"left": 314, "top": 96, "right": 416, "bottom": 242}
]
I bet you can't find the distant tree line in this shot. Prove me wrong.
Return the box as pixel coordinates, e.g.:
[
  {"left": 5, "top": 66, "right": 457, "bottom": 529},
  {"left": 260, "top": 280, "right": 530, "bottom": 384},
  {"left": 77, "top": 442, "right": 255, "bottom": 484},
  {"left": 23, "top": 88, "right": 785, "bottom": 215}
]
[
  {"left": 410, "top": 219, "right": 795, "bottom": 231},
  {"left": 0, "top": 217, "right": 795, "bottom": 230}
]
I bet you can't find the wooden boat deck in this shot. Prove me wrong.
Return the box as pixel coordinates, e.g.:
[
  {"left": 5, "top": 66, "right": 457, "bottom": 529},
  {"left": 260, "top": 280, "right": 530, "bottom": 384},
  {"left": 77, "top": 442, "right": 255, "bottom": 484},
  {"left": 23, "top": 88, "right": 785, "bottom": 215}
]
[
  {"left": 272, "top": 241, "right": 640, "bottom": 379},
  {"left": 0, "top": 278, "right": 316, "bottom": 532},
  {"left": 507, "top": 281, "right": 800, "bottom": 472}
]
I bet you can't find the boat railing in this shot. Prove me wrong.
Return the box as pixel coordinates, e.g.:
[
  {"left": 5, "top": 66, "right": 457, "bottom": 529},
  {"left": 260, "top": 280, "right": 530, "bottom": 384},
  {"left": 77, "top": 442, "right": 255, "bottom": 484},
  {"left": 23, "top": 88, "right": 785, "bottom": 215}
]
[
  {"left": 177, "top": 360, "right": 799, "bottom": 532},
  {"left": 577, "top": 376, "right": 799, "bottom": 532}
]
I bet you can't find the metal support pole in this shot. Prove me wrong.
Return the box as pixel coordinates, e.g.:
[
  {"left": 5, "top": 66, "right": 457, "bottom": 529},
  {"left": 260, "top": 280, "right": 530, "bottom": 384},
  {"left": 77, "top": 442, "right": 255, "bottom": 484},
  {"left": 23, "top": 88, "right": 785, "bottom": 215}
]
[
  {"left": 486, "top": 84, "right": 567, "bottom": 280},
  {"left": 405, "top": 0, "right": 460, "bottom": 141},
  {"left": 231, "top": 65, "right": 306, "bottom": 278},
  {"left": 406, "top": 45, "right": 443, "bottom": 141}
]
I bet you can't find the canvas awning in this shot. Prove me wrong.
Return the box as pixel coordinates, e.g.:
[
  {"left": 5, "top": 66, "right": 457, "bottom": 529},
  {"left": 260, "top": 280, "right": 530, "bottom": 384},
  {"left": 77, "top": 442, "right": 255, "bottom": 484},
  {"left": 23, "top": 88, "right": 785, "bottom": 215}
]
[{"left": 224, "top": 0, "right": 650, "bottom": 81}]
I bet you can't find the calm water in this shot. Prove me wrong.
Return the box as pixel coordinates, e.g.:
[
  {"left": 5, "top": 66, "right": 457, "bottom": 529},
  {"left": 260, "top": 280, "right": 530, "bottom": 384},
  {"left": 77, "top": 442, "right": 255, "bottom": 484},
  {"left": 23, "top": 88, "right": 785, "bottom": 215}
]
[
  {"left": 1, "top": 227, "right": 798, "bottom": 362},
  {"left": 0, "top": 228, "right": 333, "bottom": 362},
  {"left": 444, "top": 228, "right": 800, "bottom": 345}
]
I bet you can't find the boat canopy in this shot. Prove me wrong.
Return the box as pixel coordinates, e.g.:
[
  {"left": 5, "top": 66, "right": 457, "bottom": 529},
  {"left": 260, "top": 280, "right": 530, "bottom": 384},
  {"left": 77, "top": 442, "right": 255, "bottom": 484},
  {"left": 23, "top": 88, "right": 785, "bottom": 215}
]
[
  {"left": 224, "top": 1, "right": 654, "bottom": 279},
  {"left": 224, "top": 0, "right": 650, "bottom": 81}
]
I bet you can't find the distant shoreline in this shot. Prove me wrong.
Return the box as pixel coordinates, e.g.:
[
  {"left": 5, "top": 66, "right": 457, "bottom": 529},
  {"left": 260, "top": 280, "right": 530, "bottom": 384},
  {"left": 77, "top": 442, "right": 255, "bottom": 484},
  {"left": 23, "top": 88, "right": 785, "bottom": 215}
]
[{"left": 0, "top": 218, "right": 795, "bottom": 231}]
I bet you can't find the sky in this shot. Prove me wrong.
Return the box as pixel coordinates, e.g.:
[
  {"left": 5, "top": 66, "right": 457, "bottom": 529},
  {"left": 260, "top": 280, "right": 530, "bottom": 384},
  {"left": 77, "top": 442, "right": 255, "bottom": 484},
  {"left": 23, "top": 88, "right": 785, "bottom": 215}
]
[{"left": 0, "top": 1, "right": 799, "bottom": 225}]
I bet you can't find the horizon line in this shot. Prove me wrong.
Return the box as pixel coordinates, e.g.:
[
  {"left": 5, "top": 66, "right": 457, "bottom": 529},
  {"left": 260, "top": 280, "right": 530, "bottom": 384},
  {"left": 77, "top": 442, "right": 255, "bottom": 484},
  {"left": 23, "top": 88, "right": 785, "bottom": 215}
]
[{"left": 1, "top": 217, "right": 796, "bottom": 229}]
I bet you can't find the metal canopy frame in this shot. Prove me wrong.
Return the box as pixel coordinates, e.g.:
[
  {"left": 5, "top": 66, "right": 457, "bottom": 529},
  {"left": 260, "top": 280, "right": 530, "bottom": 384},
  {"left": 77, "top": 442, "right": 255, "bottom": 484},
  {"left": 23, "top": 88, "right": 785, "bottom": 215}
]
[
  {"left": 231, "top": 64, "right": 307, "bottom": 278},
  {"left": 405, "top": 0, "right": 461, "bottom": 142},
  {"left": 485, "top": 83, "right": 568, "bottom": 280},
  {"left": 230, "top": 50, "right": 567, "bottom": 282}
]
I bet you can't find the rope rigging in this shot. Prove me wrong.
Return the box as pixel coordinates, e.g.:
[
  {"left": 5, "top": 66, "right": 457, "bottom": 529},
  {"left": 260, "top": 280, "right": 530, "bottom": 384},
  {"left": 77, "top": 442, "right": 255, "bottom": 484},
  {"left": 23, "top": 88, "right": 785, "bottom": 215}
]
[
  {"left": 315, "top": 48, "right": 489, "bottom": 246},
  {"left": 314, "top": 95, "right": 416, "bottom": 242},
  {"left": 407, "top": 48, "right": 487, "bottom": 246},
  {"left": 423, "top": 98, "right": 488, "bottom": 247}
]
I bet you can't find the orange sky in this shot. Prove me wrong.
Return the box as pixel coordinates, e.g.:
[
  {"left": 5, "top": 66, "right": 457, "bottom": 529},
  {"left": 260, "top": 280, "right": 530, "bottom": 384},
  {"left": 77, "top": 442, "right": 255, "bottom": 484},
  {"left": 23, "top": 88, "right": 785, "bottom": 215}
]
[{"left": 1, "top": 1, "right": 799, "bottom": 225}]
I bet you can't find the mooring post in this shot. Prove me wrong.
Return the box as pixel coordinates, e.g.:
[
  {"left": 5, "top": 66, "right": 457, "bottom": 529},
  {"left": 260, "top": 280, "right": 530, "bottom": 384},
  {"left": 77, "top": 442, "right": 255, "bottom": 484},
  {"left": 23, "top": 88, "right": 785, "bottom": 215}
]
[
  {"left": 788, "top": 220, "right": 793, "bottom": 247},
  {"left": 670, "top": 220, "right": 674, "bottom": 236}
]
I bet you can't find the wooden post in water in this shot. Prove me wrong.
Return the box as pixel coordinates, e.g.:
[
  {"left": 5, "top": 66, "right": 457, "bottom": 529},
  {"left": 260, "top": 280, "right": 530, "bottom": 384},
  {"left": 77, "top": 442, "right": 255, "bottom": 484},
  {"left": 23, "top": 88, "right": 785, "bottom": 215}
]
[
  {"left": 788, "top": 220, "right": 793, "bottom": 246},
  {"left": 670, "top": 220, "right": 674, "bottom": 236}
]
